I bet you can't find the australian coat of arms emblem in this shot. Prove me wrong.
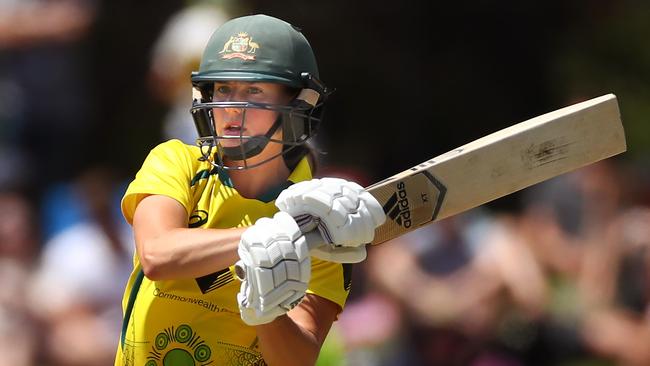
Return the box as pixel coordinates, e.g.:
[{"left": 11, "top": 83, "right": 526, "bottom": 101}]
[{"left": 219, "top": 32, "right": 259, "bottom": 61}]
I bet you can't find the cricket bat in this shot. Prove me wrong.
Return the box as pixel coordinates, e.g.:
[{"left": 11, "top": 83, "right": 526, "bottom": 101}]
[
  {"left": 236, "top": 94, "right": 626, "bottom": 281},
  {"left": 366, "top": 93, "right": 626, "bottom": 245}
]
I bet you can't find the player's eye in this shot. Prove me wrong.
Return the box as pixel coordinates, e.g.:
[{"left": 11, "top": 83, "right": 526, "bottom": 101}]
[
  {"left": 247, "top": 86, "right": 263, "bottom": 95},
  {"left": 215, "top": 85, "right": 231, "bottom": 95}
]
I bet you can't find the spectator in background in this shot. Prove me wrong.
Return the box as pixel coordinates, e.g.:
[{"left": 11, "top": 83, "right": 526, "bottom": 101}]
[
  {"left": 522, "top": 160, "right": 650, "bottom": 365},
  {"left": 368, "top": 211, "right": 547, "bottom": 366},
  {"left": 0, "top": 0, "right": 97, "bottom": 191},
  {"left": 0, "top": 189, "right": 40, "bottom": 366},
  {"left": 0, "top": 189, "right": 39, "bottom": 265},
  {"left": 363, "top": 158, "right": 650, "bottom": 366},
  {"left": 0, "top": 3, "right": 97, "bottom": 363},
  {"left": 579, "top": 206, "right": 650, "bottom": 366},
  {"left": 28, "top": 167, "right": 133, "bottom": 366},
  {"left": 148, "top": 2, "right": 231, "bottom": 145}
]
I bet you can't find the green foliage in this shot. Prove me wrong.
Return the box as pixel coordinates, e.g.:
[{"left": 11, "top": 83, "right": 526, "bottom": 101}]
[{"left": 316, "top": 326, "right": 346, "bottom": 366}]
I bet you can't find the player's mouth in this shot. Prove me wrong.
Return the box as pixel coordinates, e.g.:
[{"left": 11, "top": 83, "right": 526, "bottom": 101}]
[{"left": 223, "top": 122, "right": 246, "bottom": 136}]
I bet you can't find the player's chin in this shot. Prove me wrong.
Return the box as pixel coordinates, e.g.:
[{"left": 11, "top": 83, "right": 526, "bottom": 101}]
[{"left": 219, "top": 140, "right": 244, "bottom": 148}]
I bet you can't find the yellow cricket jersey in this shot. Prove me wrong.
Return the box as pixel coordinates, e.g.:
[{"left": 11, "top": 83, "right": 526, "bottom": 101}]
[{"left": 115, "top": 140, "right": 351, "bottom": 366}]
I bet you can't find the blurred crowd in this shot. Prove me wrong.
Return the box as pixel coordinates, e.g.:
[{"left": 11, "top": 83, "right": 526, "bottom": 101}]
[
  {"left": 323, "top": 160, "right": 650, "bottom": 366},
  {"left": 0, "top": 1, "right": 229, "bottom": 364},
  {"left": 1, "top": 1, "right": 650, "bottom": 366}
]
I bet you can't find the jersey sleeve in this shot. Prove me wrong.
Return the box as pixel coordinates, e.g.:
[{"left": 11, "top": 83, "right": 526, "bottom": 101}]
[
  {"left": 307, "top": 258, "right": 351, "bottom": 312},
  {"left": 121, "top": 139, "right": 197, "bottom": 224}
]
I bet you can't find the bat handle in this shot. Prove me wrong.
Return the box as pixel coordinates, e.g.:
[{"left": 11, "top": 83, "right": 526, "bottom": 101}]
[{"left": 304, "top": 230, "right": 326, "bottom": 251}]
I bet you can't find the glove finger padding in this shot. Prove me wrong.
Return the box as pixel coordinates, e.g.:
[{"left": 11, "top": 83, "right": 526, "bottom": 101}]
[
  {"left": 276, "top": 178, "right": 387, "bottom": 249},
  {"left": 236, "top": 212, "right": 311, "bottom": 326}
]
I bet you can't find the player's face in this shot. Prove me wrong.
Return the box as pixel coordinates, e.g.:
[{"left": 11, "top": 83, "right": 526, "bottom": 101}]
[{"left": 212, "top": 81, "right": 291, "bottom": 148}]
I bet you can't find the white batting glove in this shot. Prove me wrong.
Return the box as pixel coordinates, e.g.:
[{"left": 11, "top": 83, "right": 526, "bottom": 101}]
[
  {"left": 235, "top": 211, "right": 311, "bottom": 326},
  {"left": 275, "top": 178, "right": 386, "bottom": 263}
]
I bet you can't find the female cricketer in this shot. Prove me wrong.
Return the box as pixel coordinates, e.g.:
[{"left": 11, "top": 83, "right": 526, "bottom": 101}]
[{"left": 114, "top": 14, "right": 385, "bottom": 366}]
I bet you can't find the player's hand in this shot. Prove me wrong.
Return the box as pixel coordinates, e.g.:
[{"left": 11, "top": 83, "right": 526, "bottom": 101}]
[
  {"left": 275, "top": 178, "right": 386, "bottom": 263},
  {"left": 235, "top": 211, "right": 311, "bottom": 326}
]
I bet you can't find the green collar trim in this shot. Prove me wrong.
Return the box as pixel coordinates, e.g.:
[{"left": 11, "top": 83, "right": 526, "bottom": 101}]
[
  {"left": 256, "top": 180, "right": 293, "bottom": 203},
  {"left": 216, "top": 167, "right": 234, "bottom": 188},
  {"left": 190, "top": 166, "right": 233, "bottom": 188},
  {"left": 255, "top": 157, "right": 313, "bottom": 202}
]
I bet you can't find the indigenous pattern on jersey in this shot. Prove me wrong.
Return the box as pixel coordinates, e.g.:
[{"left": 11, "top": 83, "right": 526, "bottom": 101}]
[{"left": 115, "top": 139, "right": 351, "bottom": 366}]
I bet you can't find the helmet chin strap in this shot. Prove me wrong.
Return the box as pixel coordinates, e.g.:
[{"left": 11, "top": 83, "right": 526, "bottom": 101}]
[{"left": 220, "top": 116, "right": 283, "bottom": 161}]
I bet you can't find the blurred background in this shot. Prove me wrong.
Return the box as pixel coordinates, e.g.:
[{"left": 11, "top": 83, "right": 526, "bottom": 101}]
[{"left": 0, "top": 0, "right": 649, "bottom": 365}]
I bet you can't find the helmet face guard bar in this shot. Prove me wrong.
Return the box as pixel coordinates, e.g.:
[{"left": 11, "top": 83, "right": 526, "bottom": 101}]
[{"left": 190, "top": 99, "right": 324, "bottom": 170}]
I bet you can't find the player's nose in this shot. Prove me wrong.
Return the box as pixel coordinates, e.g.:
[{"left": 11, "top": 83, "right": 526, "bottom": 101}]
[{"left": 224, "top": 106, "right": 243, "bottom": 115}]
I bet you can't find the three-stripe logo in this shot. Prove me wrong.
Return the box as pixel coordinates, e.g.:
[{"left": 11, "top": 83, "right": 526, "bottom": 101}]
[{"left": 382, "top": 181, "right": 412, "bottom": 228}]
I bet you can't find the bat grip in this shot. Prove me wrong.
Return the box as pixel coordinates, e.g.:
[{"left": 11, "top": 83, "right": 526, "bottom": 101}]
[{"left": 304, "top": 230, "right": 326, "bottom": 251}]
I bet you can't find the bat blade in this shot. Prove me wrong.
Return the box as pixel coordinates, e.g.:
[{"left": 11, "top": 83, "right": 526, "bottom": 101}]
[{"left": 367, "top": 94, "right": 626, "bottom": 245}]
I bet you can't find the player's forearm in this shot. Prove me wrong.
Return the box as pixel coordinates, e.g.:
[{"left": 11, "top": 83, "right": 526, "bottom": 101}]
[
  {"left": 138, "top": 227, "right": 246, "bottom": 280},
  {"left": 255, "top": 315, "right": 321, "bottom": 366}
]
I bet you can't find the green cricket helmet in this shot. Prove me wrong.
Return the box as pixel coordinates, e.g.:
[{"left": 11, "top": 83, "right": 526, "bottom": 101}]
[{"left": 190, "top": 14, "right": 329, "bottom": 170}]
